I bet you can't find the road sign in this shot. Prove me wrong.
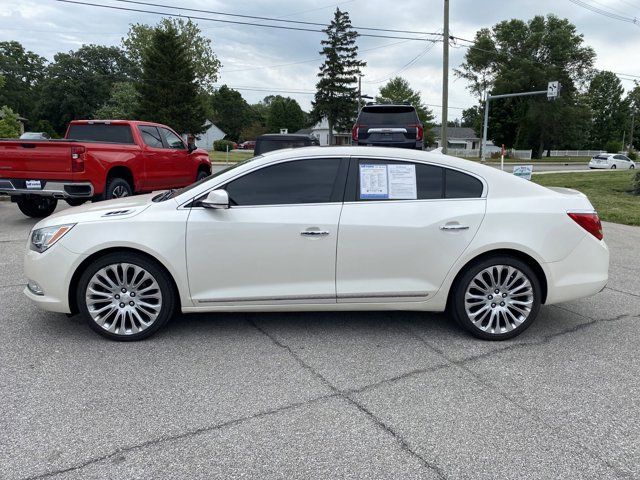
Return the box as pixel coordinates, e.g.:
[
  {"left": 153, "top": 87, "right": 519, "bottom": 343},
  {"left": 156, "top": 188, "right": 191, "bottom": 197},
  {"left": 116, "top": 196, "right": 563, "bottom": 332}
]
[
  {"left": 547, "top": 81, "right": 560, "bottom": 100},
  {"left": 513, "top": 165, "right": 533, "bottom": 180}
]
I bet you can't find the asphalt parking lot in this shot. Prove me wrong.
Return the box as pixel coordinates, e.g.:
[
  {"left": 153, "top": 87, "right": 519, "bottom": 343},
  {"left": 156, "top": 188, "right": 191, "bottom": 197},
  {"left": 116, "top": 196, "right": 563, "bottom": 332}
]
[{"left": 1, "top": 200, "right": 639, "bottom": 480}]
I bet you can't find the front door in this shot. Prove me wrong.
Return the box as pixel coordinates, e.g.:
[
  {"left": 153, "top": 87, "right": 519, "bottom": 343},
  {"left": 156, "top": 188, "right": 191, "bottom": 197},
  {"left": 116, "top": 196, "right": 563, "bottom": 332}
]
[
  {"left": 336, "top": 157, "right": 486, "bottom": 302},
  {"left": 186, "top": 157, "right": 348, "bottom": 305}
]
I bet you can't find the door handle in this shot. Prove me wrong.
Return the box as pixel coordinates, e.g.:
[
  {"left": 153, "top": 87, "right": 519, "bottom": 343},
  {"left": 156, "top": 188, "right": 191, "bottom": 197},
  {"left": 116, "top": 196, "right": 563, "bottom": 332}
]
[
  {"left": 300, "top": 230, "right": 330, "bottom": 236},
  {"left": 440, "top": 224, "right": 469, "bottom": 231}
]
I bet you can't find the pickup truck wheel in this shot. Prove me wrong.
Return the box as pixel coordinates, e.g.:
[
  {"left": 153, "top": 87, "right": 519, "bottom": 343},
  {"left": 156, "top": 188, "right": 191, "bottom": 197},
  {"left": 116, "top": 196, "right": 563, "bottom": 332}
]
[
  {"left": 196, "top": 170, "right": 209, "bottom": 181},
  {"left": 104, "top": 178, "right": 132, "bottom": 200},
  {"left": 66, "top": 198, "right": 87, "bottom": 207},
  {"left": 17, "top": 197, "right": 58, "bottom": 218}
]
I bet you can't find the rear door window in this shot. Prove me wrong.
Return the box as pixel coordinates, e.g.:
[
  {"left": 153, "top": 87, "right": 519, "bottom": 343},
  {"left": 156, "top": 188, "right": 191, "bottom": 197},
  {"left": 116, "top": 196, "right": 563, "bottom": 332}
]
[
  {"left": 355, "top": 159, "right": 443, "bottom": 200},
  {"left": 67, "top": 124, "right": 134, "bottom": 144}
]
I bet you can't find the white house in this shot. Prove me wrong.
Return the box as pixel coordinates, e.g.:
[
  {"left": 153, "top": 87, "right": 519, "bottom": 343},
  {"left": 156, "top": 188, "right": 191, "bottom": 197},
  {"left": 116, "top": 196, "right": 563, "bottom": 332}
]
[
  {"left": 190, "top": 120, "right": 226, "bottom": 151},
  {"left": 296, "top": 117, "right": 351, "bottom": 146},
  {"left": 431, "top": 127, "right": 481, "bottom": 150}
]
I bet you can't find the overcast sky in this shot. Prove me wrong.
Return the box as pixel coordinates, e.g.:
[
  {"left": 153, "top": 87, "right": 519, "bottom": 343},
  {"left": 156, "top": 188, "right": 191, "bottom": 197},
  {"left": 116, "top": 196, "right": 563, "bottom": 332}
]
[{"left": 1, "top": 0, "right": 639, "bottom": 121}]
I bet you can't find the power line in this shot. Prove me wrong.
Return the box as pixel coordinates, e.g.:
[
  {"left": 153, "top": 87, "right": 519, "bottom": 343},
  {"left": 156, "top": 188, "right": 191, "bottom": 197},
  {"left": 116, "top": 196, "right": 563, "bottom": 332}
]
[
  {"left": 109, "top": 0, "right": 443, "bottom": 37},
  {"left": 568, "top": 0, "right": 640, "bottom": 26},
  {"left": 52, "top": 0, "right": 442, "bottom": 41},
  {"left": 363, "top": 40, "right": 438, "bottom": 84}
]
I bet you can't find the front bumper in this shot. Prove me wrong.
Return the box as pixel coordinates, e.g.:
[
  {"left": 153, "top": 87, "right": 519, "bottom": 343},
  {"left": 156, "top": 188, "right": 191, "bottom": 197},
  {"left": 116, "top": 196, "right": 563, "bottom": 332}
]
[{"left": 0, "top": 178, "right": 94, "bottom": 199}]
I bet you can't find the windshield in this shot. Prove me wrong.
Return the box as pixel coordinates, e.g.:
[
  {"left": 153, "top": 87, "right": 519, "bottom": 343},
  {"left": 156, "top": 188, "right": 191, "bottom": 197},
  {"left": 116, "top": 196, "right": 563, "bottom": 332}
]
[{"left": 154, "top": 156, "right": 262, "bottom": 202}]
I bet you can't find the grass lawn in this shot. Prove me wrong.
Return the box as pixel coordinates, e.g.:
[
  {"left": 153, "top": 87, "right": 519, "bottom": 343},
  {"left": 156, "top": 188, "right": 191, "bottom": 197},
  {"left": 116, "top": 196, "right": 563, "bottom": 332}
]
[
  {"left": 533, "top": 170, "right": 640, "bottom": 226},
  {"left": 209, "top": 150, "right": 254, "bottom": 162},
  {"left": 460, "top": 156, "right": 590, "bottom": 163}
]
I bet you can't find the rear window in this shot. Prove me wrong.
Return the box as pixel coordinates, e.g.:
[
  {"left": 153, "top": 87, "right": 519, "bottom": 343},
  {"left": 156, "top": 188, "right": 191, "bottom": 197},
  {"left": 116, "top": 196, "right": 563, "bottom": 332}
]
[
  {"left": 67, "top": 124, "right": 134, "bottom": 144},
  {"left": 358, "top": 106, "right": 419, "bottom": 125},
  {"left": 445, "top": 169, "right": 483, "bottom": 198}
]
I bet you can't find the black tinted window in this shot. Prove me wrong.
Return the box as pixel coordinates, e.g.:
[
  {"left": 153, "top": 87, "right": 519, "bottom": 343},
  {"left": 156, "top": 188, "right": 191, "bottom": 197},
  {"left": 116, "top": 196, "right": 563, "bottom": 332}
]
[
  {"left": 255, "top": 138, "right": 310, "bottom": 155},
  {"left": 357, "top": 160, "right": 443, "bottom": 200},
  {"left": 226, "top": 158, "right": 342, "bottom": 206},
  {"left": 445, "top": 169, "right": 483, "bottom": 198},
  {"left": 139, "top": 126, "right": 163, "bottom": 148},
  {"left": 358, "top": 106, "right": 419, "bottom": 125},
  {"left": 67, "top": 124, "right": 134, "bottom": 144}
]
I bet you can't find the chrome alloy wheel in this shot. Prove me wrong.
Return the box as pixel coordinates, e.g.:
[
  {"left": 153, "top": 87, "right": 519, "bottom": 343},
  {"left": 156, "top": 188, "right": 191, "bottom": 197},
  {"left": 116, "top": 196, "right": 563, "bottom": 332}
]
[
  {"left": 112, "top": 185, "right": 129, "bottom": 197},
  {"left": 464, "top": 265, "right": 534, "bottom": 334},
  {"left": 85, "top": 263, "right": 162, "bottom": 335}
]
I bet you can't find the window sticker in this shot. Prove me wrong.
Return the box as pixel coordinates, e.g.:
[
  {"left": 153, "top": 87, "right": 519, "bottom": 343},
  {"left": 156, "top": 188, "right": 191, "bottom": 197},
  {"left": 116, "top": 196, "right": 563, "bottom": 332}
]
[
  {"left": 359, "top": 164, "right": 389, "bottom": 199},
  {"left": 359, "top": 163, "right": 417, "bottom": 200},
  {"left": 388, "top": 164, "right": 417, "bottom": 199}
]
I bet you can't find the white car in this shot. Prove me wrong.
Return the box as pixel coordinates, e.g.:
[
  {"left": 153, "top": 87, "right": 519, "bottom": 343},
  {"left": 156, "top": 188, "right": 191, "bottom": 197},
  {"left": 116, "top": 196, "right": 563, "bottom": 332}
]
[
  {"left": 588, "top": 153, "right": 636, "bottom": 169},
  {"left": 24, "top": 147, "right": 609, "bottom": 341}
]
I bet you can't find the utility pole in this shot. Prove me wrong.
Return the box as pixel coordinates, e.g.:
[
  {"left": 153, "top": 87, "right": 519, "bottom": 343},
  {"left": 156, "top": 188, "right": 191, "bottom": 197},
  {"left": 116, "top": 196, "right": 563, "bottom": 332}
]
[
  {"left": 630, "top": 108, "right": 636, "bottom": 151},
  {"left": 441, "top": 0, "right": 449, "bottom": 153}
]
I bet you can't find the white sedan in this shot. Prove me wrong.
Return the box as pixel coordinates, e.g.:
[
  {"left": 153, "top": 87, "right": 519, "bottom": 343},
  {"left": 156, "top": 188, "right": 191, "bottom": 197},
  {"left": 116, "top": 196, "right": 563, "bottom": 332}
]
[
  {"left": 589, "top": 153, "right": 636, "bottom": 169},
  {"left": 24, "top": 147, "right": 609, "bottom": 341}
]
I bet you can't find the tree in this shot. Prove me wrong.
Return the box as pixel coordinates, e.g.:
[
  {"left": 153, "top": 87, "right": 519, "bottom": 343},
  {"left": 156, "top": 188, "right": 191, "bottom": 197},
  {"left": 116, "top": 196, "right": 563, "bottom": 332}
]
[
  {"left": 311, "top": 8, "right": 365, "bottom": 144},
  {"left": 375, "top": 77, "right": 435, "bottom": 123},
  {"left": 627, "top": 82, "right": 640, "bottom": 150},
  {"left": 209, "top": 85, "right": 252, "bottom": 142},
  {"left": 461, "top": 105, "right": 482, "bottom": 135},
  {"left": 136, "top": 25, "right": 207, "bottom": 135},
  {"left": 95, "top": 82, "right": 139, "bottom": 119},
  {"left": 266, "top": 96, "right": 305, "bottom": 133},
  {"left": 37, "top": 45, "right": 135, "bottom": 133},
  {"left": 0, "top": 106, "right": 21, "bottom": 138},
  {"left": 0, "top": 41, "right": 47, "bottom": 122},
  {"left": 123, "top": 18, "right": 221, "bottom": 93},
  {"left": 455, "top": 15, "right": 595, "bottom": 157},
  {"left": 586, "top": 71, "right": 628, "bottom": 149}
]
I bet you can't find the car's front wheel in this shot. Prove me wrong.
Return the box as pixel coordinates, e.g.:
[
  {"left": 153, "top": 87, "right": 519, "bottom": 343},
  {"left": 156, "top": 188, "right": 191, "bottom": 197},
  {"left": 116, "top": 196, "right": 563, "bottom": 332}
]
[
  {"left": 77, "top": 252, "right": 176, "bottom": 341},
  {"left": 450, "top": 256, "right": 541, "bottom": 340},
  {"left": 611, "top": 164, "right": 617, "bottom": 169}
]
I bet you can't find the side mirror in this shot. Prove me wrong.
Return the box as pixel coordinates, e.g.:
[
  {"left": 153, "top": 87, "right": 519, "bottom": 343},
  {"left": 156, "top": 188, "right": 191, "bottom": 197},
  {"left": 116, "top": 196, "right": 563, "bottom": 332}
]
[
  {"left": 187, "top": 142, "right": 197, "bottom": 153},
  {"left": 201, "top": 189, "right": 229, "bottom": 209}
]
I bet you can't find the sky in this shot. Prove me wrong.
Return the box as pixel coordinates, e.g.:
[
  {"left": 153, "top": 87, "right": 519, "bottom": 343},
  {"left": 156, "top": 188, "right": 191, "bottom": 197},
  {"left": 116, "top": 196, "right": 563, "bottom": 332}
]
[{"left": 1, "top": 0, "right": 639, "bottom": 122}]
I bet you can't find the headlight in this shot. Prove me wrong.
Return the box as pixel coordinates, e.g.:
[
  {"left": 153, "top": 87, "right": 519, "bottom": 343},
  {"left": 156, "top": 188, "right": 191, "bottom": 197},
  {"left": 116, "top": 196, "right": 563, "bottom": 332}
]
[{"left": 30, "top": 224, "right": 75, "bottom": 253}]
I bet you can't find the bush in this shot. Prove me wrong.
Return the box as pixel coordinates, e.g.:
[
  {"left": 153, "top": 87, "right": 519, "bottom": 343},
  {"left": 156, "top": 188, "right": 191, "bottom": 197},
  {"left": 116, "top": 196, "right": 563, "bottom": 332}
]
[
  {"left": 0, "top": 106, "right": 21, "bottom": 138},
  {"left": 627, "top": 149, "right": 637, "bottom": 161},
  {"left": 633, "top": 171, "right": 640, "bottom": 195},
  {"left": 213, "top": 139, "right": 235, "bottom": 152},
  {"left": 604, "top": 140, "right": 622, "bottom": 153}
]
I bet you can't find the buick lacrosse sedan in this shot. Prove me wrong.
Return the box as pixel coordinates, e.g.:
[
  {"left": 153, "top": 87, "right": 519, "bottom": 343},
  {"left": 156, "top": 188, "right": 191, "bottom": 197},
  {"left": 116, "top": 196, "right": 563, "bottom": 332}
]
[{"left": 24, "top": 147, "right": 609, "bottom": 341}]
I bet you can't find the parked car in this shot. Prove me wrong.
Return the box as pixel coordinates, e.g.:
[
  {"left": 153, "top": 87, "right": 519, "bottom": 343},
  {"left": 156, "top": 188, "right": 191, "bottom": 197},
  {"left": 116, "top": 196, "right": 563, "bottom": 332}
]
[
  {"left": 239, "top": 140, "right": 256, "bottom": 150},
  {"left": 254, "top": 134, "right": 318, "bottom": 156},
  {"left": 352, "top": 104, "right": 424, "bottom": 149},
  {"left": 0, "top": 120, "right": 211, "bottom": 218},
  {"left": 23, "top": 146, "right": 608, "bottom": 342},
  {"left": 588, "top": 153, "right": 635, "bottom": 170},
  {"left": 19, "top": 132, "right": 51, "bottom": 140}
]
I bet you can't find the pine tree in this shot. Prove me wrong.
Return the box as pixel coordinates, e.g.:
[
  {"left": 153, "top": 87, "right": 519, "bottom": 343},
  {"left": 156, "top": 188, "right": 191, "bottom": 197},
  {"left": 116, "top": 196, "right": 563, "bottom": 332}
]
[
  {"left": 135, "top": 24, "right": 206, "bottom": 135},
  {"left": 312, "top": 8, "right": 365, "bottom": 144}
]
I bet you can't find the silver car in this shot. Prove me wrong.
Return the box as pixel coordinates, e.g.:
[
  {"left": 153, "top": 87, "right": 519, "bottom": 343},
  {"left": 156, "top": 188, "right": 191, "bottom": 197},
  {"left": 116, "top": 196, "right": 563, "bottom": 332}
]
[{"left": 588, "top": 153, "right": 636, "bottom": 170}]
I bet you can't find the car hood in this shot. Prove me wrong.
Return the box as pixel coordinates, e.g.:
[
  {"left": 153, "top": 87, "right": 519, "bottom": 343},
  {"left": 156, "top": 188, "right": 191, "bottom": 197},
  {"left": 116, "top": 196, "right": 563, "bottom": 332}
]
[{"left": 34, "top": 193, "right": 159, "bottom": 229}]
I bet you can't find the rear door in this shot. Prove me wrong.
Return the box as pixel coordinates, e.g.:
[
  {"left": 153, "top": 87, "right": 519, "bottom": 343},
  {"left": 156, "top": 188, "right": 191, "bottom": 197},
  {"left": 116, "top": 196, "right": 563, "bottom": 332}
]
[
  {"left": 336, "top": 157, "right": 486, "bottom": 302},
  {"left": 355, "top": 106, "right": 420, "bottom": 145}
]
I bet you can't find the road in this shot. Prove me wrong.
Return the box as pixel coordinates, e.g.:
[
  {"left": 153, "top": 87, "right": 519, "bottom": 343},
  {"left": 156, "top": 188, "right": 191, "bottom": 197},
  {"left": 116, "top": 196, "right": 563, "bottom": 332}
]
[{"left": 1, "top": 201, "right": 639, "bottom": 479}]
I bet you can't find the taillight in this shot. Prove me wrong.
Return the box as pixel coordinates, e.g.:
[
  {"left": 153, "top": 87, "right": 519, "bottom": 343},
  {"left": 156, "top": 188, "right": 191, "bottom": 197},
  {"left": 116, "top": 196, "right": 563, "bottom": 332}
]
[
  {"left": 410, "top": 124, "right": 424, "bottom": 141},
  {"left": 71, "top": 145, "right": 85, "bottom": 172},
  {"left": 352, "top": 124, "right": 365, "bottom": 141},
  {"left": 568, "top": 212, "right": 603, "bottom": 240}
]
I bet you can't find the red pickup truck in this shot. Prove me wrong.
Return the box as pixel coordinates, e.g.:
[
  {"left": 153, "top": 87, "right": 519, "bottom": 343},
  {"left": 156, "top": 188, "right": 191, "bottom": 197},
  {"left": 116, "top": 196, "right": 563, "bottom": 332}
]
[{"left": 0, "top": 120, "right": 212, "bottom": 217}]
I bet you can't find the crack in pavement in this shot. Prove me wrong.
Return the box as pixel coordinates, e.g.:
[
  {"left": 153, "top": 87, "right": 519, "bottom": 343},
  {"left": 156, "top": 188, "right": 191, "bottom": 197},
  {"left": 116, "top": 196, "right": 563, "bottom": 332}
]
[
  {"left": 604, "top": 286, "right": 640, "bottom": 299},
  {"left": 247, "top": 318, "right": 448, "bottom": 480},
  {"left": 21, "top": 392, "right": 340, "bottom": 480},
  {"left": 399, "top": 312, "right": 635, "bottom": 479}
]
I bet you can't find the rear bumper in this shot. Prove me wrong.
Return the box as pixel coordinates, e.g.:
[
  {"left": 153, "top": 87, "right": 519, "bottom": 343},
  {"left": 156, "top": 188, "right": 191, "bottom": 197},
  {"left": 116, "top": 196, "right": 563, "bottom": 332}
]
[{"left": 0, "top": 178, "right": 94, "bottom": 198}]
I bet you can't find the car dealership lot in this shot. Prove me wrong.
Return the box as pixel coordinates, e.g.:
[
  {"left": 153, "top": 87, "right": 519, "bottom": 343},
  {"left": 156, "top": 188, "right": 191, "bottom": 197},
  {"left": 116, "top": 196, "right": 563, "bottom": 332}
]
[{"left": 1, "top": 201, "right": 639, "bottom": 479}]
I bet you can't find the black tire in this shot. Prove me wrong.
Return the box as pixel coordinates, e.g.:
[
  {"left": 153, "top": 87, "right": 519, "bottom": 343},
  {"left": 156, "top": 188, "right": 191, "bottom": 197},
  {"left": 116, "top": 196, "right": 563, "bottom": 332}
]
[
  {"left": 630, "top": 164, "right": 635, "bottom": 170},
  {"left": 611, "top": 164, "right": 617, "bottom": 169},
  {"left": 103, "top": 177, "right": 132, "bottom": 200},
  {"left": 450, "top": 255, "right": 542, "bottom": 341},
  {"left": 16, "top": 196, "right": 57, "bottom": 218},
  {"left": 66, "top": 198, "right": 87, "bottom": 207},
  {"left": 196, "top": 169, "right": 209, "bottom": 181},
  {"left": 76, "top": 252, "right": 176, "bottom": 341}
]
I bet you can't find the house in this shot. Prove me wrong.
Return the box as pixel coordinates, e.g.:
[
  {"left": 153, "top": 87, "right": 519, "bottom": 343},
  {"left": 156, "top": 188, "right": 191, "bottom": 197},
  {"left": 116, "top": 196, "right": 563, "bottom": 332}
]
[
  {"left": 296, "top": 117, "right": 351, "bottom": 146},
  {"left": 190, "top": 120, "right": 226, "bottom": 151},
  {"left": 431, "top": 126, "right": 481, "bottom": 150}
]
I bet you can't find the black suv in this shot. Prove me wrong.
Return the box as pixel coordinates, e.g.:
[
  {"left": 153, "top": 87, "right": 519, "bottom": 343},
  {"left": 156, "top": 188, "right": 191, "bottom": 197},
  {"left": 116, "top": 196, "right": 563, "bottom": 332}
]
[
  {"left": 254, "top": 134, "right": 319, "bottom": 156},
  {"left": 352, "top": 104, "right": 423, "bottom": 150}
]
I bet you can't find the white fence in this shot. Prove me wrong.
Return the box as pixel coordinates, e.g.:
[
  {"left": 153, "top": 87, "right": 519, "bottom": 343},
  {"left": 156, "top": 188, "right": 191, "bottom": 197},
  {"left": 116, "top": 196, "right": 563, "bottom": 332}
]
[
  {"left": 447, "top": 148, "right": 533, "bottom": 160},
  {"left": 548, "top": 150, "right": 605, "bottom": 157}
]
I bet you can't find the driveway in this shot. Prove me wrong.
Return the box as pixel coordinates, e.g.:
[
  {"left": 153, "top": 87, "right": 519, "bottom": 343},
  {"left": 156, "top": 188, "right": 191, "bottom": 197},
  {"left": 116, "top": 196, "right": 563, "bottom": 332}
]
[{"left": 1, "top": 201, "right": 639, "bottom": 479}]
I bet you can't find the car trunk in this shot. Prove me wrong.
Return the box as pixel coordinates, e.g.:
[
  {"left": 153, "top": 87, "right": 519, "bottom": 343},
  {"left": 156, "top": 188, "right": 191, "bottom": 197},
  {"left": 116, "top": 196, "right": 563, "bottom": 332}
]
[{"left": 0, "top": 141, "right": 73, "bottom": 175}]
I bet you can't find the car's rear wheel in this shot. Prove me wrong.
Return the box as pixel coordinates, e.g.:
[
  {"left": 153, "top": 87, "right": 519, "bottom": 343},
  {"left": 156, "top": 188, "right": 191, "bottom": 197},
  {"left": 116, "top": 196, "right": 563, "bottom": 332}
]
[
  {"left": 630, "top": 164, "right": 635, "bottom": 170},
  {"left": 16, "top": 196, "right": 57, "bottom": 218},
  {"left": 104, "top": 177, "right": 132, "bottom": 200},
  {"left": 611, "top": 164, "right": 617, "bottom": 169},
  {"left": 196, "top": 169, "right": 209, "bottom": 181},
  {"left": 450, "top": 256, "right": 541, "bottom": 340},
  {"left": 77, "top": 252, "right": 176, "bottom": 341}
]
